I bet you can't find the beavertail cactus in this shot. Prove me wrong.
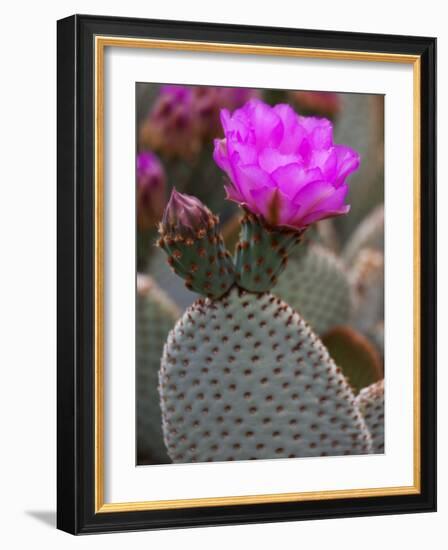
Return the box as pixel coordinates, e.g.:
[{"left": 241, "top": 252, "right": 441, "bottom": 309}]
[
  {"left": 137, "top": 275, "right": 180, "bottom": 464},
  {"left": 156, "top": 100, "right": 372, "bottom": 463},
  {"left": 160, "top": 287, "right": 371, "bottom": 462},
  {"left": 233, "top": 211, "right": 305, "bottom": 292},
  {"left": 355, "top": 379, "right": 384, "bottom": 453}
]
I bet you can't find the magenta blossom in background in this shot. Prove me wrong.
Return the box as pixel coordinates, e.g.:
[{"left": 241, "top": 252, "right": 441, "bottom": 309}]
[
  {"left": 213, "top": 99, "right": 360, "bottom": 230},
  {"left": 140, "top": 84, "right": 259, "bottom": 159},
  {"left": 137, "top": 151, "right": 166, "bottom": 230}
]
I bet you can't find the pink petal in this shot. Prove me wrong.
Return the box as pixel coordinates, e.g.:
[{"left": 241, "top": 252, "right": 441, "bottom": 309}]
[
  {"left": 296, "top": 184, "right": 350, "bottom": 225},
  {"left": 300, "top": 204, "right": 350, "bottom": 225},
  {"left": 292, "top": 180, "right": 335, "bottom": 213},
  {"left": 224, "top": 183, "right": 244, "bottom": 203},
  {"left": 250, "top": 186, "right": 300, "bottom": 226},
  {"left": 227, "top": 136, "right": 258, "bottom": 165},
  {"left": 314, "top": 183, "right": 350, "bottom": 212},
  {"left": 333, "top": 145, "right": 361, "bottom": 185},
  {"left": 221, "top": 108, "right": 250, "bottom": 141},
  {"left": 271, "top": 164, "right": 322, "bottom": 198},
  {"left": 258, "top": 148, "right": 300, "bottom": 174},
  {"left": 233, "top": 164, "right": 275, "bottom": 204},
  {"left": 248, "top": 100, "right": 283, "bottom": 149},
  {"left": 273, "top": 104, "right": 308, "bottom": 154},
  {"left": 213, "top": 138, "right": 231, "bottom": 173},
  {"left": 299, "top": 116, "right": 334, "bottom": 149},
  {"left": 310, "top": 149, "right": 337, "bottom": 180},
  {"left": 297, "top": 137, "right": 312, "bottom": 163}
]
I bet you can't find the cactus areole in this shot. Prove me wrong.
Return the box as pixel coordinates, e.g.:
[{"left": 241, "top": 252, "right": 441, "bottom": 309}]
[{"left": 234, "top": 211, "right": 306, "bottom": 292}]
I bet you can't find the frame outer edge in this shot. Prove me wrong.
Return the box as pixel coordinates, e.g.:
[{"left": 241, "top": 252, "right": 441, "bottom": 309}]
[
  {"left": 56, "top": 13, "right": 436, "bottom": 533},
  {"left": 57, "top": 14, "right": 79, "bottom": 535},
  {"left": 420, "top": 37, "right": 437, "bottom": 511}
]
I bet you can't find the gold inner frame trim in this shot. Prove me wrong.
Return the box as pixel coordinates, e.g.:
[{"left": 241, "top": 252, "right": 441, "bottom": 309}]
[{"left": 94, "top": 35, "right": 421, "bottom": 513}]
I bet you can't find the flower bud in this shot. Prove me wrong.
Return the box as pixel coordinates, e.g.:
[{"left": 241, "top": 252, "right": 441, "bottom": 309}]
[
  {"left": 161, "top": 189, "right": 214, "bottom": 238},
  {"left": 158, "top": 190, "right": 235, "bottom": 299}
]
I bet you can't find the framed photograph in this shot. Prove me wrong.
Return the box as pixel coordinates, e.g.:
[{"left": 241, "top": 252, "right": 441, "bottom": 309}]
[{"left": 57, "top": 14, "right": 436, "bottom": 534}]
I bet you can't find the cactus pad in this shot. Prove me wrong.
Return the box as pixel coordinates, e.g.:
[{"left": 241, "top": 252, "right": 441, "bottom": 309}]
[
  {"left": 272, "top": 244, "right": 352, "bottom": 335},
  {"left": 137, "top": 275, "right": 180, "bottom": 464},
  {"left": 158, "top": 206, "right": 235, "bottom": 299},
  {"left": 355, "top": 380, "right": 384, "bottom": 453},
  {"left": 159, "top": 287, "right": 372, "bottom": 463},
  {"left": 234, "top": 212, "right": 305, "bottom": 293}
]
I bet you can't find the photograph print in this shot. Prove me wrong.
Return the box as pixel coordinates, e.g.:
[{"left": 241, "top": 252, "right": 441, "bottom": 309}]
[{"left": 135, "top": 83, "right": 385, "bottom": 466}]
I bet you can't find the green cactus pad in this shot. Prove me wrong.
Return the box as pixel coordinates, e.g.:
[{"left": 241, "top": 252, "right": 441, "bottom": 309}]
[
  {"left": 272, "top": 244, "right": 352, "bottom": 335},
  {"left": 137, "top": 275, "right": 180, "bottom": 464},
  {"left": 350, "top": 248, "right": 384, "bottom": 336},
  {"left": 159, "top": 287, "right": 372, "bottom": 463},
  {"left": 321, "top": 326, "right": 383, "bottom": 394},
  {"left": 234, "top": 212, "right": 305, "bottom": 293},
  {"left": 158, "top": 213, "right": 235, "bottom": 299},
  {"left": 355, "top": 380, "right": 384, "bottom": 453}
]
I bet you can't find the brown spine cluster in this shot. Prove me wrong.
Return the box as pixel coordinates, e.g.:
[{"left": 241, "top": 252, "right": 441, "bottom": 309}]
[{"left": 235, "top": 212, "right": 305, "bottom": 293}]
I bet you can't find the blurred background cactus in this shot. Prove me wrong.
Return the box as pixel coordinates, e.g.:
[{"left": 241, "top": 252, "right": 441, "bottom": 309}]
[
  {"left": 135, "top": 83, "right": 384, "bottom": 465},
  {"left": 136, "top": 275, "right": 180, "bottom": 464}
]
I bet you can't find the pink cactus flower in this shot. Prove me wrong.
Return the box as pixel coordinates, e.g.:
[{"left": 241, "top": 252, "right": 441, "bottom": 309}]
[
  {"left": 136, "top": 152, "right": 166, "bottom": 230},
  {"left": 213, "top": 99, "right": 360, "bottom": 230}
]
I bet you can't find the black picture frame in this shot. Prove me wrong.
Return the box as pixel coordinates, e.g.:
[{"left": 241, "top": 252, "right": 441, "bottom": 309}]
[{"left": 57, "top": 14, "right": 436, "bottom": 535}]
